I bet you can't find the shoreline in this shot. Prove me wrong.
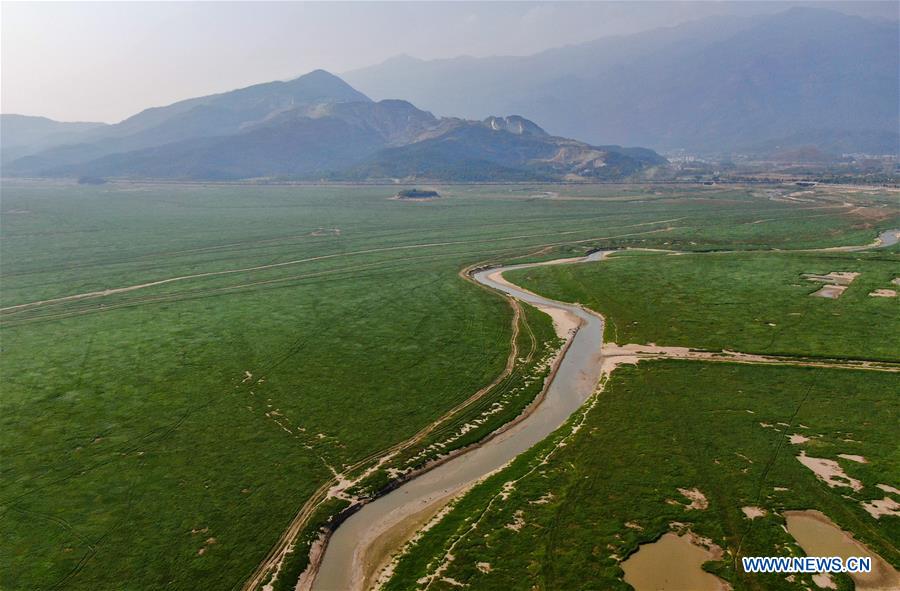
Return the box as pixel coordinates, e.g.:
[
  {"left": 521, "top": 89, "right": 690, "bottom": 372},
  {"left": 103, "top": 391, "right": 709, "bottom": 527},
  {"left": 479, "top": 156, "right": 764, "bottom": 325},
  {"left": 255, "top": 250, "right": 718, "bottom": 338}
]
[{"left": 307, "top": 253, "right": 607, "bottom": 590}]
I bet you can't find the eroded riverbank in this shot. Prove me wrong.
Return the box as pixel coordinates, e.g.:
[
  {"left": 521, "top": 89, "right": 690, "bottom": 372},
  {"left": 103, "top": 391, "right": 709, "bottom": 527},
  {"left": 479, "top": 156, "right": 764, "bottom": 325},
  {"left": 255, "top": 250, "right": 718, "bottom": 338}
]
[
  {"left": 309, "top": 253, "right": 609, "bottom": 591},
  {"left": 302, "top": 231, "right": 900, "bottom": 591}
]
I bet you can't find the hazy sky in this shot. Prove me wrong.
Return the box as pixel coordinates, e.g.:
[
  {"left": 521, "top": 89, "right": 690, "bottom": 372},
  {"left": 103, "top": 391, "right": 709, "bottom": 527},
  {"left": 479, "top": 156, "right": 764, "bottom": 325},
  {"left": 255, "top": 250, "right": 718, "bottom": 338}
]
[{"left": 2, "top": 1, "right": 897, "bottom": 123}]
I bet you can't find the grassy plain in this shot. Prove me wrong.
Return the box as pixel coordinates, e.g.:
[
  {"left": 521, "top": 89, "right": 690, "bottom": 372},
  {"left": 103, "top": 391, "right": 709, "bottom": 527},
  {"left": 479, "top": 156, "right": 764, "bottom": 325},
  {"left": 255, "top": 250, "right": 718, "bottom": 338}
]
[
  {"left": 1, "top": 180, "right": 897, "bottom": 589},
  {"left": 508, "top": 250, "right": 900, "bottom": 360},
  {"left": 386, "top": 362, "right": 900, "bottom": 591},
  {"left": 383, "top": 188, "right": 899, "bottom": 590}
]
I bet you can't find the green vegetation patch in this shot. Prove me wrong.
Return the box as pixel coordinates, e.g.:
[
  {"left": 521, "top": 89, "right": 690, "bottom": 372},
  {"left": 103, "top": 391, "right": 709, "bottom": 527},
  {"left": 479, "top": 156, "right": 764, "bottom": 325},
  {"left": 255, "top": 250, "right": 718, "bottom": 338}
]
[
  {"left": 350, "top": 302, "right": 563, "bottom": 498},
  {"left": 386, "top": 362, "right": 899, "bottom": 591},
  {"left": 507, "top": 250, "right": 900, "bottom": 360},
  {"left": 1, "top": 180, "right": 896, "bottom": 589}
]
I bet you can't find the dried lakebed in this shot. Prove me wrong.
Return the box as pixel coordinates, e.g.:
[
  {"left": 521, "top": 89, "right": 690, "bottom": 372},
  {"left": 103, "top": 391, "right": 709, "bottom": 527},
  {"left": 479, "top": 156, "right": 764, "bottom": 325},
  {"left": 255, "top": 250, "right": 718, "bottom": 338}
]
[
  {"left": 305, "top": 233, "right": 900, "bottom": 591},
  {"left": 310, "top": 252, "right": 608, "bottom": 591}
]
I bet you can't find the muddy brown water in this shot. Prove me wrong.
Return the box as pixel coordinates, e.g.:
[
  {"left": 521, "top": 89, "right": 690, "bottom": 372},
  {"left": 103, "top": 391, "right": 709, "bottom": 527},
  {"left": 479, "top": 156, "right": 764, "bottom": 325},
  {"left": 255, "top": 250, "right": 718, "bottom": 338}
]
[
  {"left": 621, "top": 533, "right": 730, "bottom": 591},
  {"left": 785, "top": 510, "right": 900, "bottom": 590},
  {"left": 310, "top": 252, "right": 608, "bottom": 590}
]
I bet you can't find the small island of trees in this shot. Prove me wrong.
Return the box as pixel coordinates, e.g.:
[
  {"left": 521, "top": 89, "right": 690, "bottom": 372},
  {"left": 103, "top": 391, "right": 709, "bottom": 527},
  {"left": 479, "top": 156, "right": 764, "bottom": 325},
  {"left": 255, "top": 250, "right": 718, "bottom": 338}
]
[{"left": 395, "top": 188, "right": 440, "bottom": 199}]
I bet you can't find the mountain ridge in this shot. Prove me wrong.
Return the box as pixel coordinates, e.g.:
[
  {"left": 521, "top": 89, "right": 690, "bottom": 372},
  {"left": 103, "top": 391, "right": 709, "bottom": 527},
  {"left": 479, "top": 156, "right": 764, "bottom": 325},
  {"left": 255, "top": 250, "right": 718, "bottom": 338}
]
[
  {"left": 344, "top": 7, "right": 899, "bottom": 155},
  {"left": 5, "top": 73, "right": 663, "bottom": 182}
]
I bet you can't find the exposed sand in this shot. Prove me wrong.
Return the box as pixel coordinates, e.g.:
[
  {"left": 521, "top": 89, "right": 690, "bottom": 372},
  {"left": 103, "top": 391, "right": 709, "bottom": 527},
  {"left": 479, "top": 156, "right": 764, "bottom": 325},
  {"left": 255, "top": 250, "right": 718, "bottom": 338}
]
[
  {"left": 811, "top": 284, "right": 847, "bottom": 298},
  {"left": 796, "top": 452, "right": 863, "bottom": 491},
  {"left": 290, "top": 535, "right": 327, "bottom": 591},
  {"left": 803, "top": 271, "right": 860, "bottom": 286},
  {"left": 308, "top": 227, "right": 341, "bottom": 237},
  {"left": 484, "top": 269, "right": 582, "bottom": 341},
  {"left": 789, "top": 434, "right": 811, "bottom": 444},
  {"left": 535, "top": 305, "right": 580, "bottom": 339},
  {"left": 621, "top": 532, "right": 731, "bottom": 591},
  {"left": 802, "top": 271, "right": 859, "bottom": 299},
  {"left": 869, "top": 289, "right": 897, "bottom": 298},
  {"left": 837, "top": 453, "right": 867, "bottom": 464},
  {"left": 876, "top": 483, "right": 900, "bottom": 495},
  {"left": 369, "top": 502, "right": 457, "bottom": 590},
  {"left": 678, "top": 487, "right": 709, "bottom": 510},
  {"left": 505, "top": 509, "right": 526, "bottom": 532},
  {"left": 531, "top": 492, "right": 555, "bottom": 505},
  {"left": 742, "top": 506, "right": 767, "bottom": 520},
  {"left": 812, "top": 572, "right": 838, "bottom": 589},
  {"left": 353, "top": 485, "right": 472, "bottom": 591},
  {"left": 785, "top": 510, "right": 900, "bottom": 590},
  {"left": 598, "top": 343, "right": 900, "bottom": 374},
  {"left": 861, "top": 497, "right": 900, "bottom": 520}
]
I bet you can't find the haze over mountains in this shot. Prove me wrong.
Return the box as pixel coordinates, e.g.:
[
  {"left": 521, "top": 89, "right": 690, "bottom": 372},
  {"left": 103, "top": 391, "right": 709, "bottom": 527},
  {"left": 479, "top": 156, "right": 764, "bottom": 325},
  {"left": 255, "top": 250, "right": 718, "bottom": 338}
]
[
  {"left": 347, "top": 7, "right": 899, "bottom": 156},
  {"left": 1, "top": 116, "right": 108, "bottom": 165},
  {"left": 1, "top": 6, "right": 896, "bottom": 182},
  {"left": 1, "top": 71, "right": 663, "bottom": 181}
]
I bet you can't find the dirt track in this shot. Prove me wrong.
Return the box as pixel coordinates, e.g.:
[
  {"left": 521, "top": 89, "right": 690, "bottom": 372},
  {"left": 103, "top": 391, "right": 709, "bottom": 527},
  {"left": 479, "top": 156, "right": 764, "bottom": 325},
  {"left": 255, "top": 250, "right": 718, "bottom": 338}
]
[{"left": 242, "top": 227, "right": 899, "bottom": 591}]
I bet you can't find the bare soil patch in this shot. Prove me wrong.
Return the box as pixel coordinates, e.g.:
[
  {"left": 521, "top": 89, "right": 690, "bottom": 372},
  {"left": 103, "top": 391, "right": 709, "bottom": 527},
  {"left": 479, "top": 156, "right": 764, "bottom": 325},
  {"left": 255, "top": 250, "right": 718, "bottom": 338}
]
[
  {"left": 535, "top": 305, "right": 580, "bottom": 339},
  {"left": 861, "top": 497, "right": 900, "bottom": 520},
  {"left": 678, "top": 487, "right": 709, "bottom": 510},
  {"left": 803, "top": 272, "right": 860, "bottom": 286},
  {"left": 796, "top": 452, "right": 862, "bottom": 491},
  {"left": 811, "top": 284, "right": 847, "bottom": 299},
  {"left": 803, "top": 271, "right": 859, "bottom": 299},
  {"left": 812, "top": 572, "right": 838, "bottom": 589},
  {"left": 308, "top": 228, "right": 341, "bottom": 237},
  {"left": 742, "top": 506, "right": 767, "bottom": 520},
  {"left": 505, "top": 509, "right": 526, "bottom": 532}
]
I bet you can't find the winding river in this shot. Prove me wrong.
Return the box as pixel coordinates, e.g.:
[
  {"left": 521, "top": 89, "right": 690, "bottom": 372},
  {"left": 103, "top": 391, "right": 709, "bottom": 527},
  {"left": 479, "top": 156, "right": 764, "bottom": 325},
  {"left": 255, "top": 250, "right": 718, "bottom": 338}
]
[
  {"left": 308, "top": 228, "right": 900, "bottom": 590},
  {"left": 310, "top": 251, "right": 608, "bottom": 591}
]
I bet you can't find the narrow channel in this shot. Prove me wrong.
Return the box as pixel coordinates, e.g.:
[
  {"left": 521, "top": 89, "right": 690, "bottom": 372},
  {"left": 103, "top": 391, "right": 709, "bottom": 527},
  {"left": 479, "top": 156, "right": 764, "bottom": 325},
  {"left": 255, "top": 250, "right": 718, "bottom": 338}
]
[
  {"left": 308, "top": 227, "right": 900, "bottom": 590},
  {"left": 310, "top": 251, "right": 608, "bottom": 590}
]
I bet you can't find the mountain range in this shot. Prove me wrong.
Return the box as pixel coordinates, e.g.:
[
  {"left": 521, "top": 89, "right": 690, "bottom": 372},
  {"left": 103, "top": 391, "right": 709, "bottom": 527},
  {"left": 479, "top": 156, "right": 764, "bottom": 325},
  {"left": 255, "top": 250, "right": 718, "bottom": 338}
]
[
  {"left": 345, "top": 7, "right": 899, "bottom": 156},
  {"left": 0, "top": 70, "right": 663, "bottom": 182},
  {"left": 3, "top": 6, "right": 896, "bottom": 182}
]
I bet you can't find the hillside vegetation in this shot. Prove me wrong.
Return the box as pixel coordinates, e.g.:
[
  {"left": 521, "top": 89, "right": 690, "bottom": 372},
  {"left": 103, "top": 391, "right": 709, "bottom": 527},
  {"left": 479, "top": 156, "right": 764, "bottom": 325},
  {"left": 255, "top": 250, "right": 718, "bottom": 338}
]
[{"left": 3, "top": 72, "right": 662, "bottom": 182}]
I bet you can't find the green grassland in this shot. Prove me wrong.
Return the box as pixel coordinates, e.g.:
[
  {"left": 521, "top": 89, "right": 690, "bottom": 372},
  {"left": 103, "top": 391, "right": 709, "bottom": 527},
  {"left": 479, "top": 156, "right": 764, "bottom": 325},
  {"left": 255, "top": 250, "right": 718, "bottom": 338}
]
[
  {"left": 385, "top": 362, "right": 900, "bottom": 591},
  {"left": 384, "top": 203, "right": 899, "bottom": 590},
  {"left": 347, "top": 302, "right": 563, "bottom": 500},
  {"left": 1, "top": 180, "right": 897, "bottom": 590},
  {"left": 507, "top": 250, "right": 900, "bottom": 360}
]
